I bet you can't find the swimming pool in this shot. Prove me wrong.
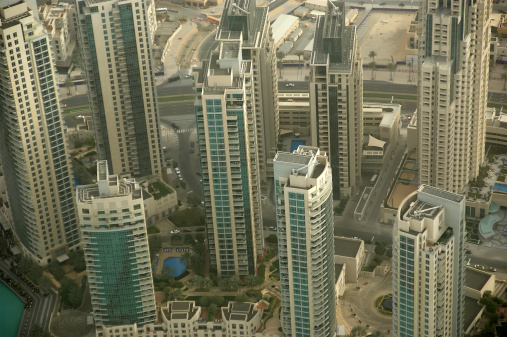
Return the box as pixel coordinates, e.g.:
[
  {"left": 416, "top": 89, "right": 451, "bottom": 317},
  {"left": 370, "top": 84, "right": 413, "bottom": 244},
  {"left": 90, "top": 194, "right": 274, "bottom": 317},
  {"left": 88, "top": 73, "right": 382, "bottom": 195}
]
[
  {"left": 493, "top": 183, "right": 507, "bottom": 193},
  {"left": 0, "top": 282, "right": 25, "bottom": 337},
  {"left": 290, "top": 140, "right": 306, "bottom": 152},
  {"left": 162, "top": 257, "right": 186, "bottom": 277}
]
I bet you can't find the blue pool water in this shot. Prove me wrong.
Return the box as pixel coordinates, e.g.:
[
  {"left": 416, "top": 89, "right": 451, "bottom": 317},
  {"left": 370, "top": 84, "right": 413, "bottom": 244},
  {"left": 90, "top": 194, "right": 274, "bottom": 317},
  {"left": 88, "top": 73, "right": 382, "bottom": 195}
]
[
  {"left": 0, "top": 282, "right": 25, "bottom": 337},
  {"left": 163, "top": 257, "right": 186, "bottom": 277},
  {"left": 290, "top": 140, "right": 306, "bottom": 153},
  {"left": 493, "top": 183, "right": 507, "bottom": 193}
]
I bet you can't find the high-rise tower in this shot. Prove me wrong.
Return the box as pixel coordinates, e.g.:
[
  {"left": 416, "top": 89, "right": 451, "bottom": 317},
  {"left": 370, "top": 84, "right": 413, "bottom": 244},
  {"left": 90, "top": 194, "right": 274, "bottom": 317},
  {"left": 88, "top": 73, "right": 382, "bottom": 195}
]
[
  {"left": 0, "top": 0, "right": 79, "bottom": 265},
  {"left": 393, "top": 185, "right": 466, "bottom": 337},
  {"left": 217, "top": 0, "right": 279, "bottom": 185},
  {"left": 417, "top": 0, "right": 490, "bottom": 193},
  {"left": 310, "top": 0, "right": 363, "bottom": 199},
  {"left": 194, "top": 40, "right": 262, "bottom": 277},
  {"left": 273, "top": 146, "right": 336, "bottom": 337},
  {"left": 76, "top": 0, "right": 163, "bottom": 178},
  {"left": 76, "top": 161, "right": 156, "bottom": 333}
]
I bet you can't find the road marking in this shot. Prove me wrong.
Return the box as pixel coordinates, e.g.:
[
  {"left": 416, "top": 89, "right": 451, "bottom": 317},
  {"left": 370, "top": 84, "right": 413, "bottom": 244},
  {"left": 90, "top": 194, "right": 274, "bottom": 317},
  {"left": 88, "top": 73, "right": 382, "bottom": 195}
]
[{"left": 176, "top": 128, "right": 193, "bottom": 134}]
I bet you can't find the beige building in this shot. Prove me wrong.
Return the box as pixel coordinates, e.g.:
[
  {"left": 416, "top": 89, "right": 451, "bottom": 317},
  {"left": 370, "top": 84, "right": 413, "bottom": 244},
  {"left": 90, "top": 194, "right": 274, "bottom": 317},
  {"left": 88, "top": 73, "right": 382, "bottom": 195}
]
[
  {"left": 100, "top": 301, "right": 267, "bottom": 337},
  {"left": 486, "top": 108, "right": 507, "bottom": 146},
  {"left": 77, "top": 161, "right": 157, "bottom": 332},
  {"left": 278, "top": 92, "right": 311, "bottom": 136},
  {"left": 141, "top": 179, "right": 178, "bottom": 225},
  {"left": 417, "top": 0, "right": 491, "bottom": 193},
  {"left": 271, "top": 14, "right": 299, "bottom": 48},
  {"left": 393, "top": 185, "right": 466, "bottom": 337},
  {"left": 463, "top": 267, "right": 495, "bottom": 334},
  {"left": 38, "top": 1, "right": 77, "bottom": 67},
  {"left": 217, "top": 0, "right": 279, "bottom": 185},
  {"left": 76, "top": 0, "right": 163, "bottom": 179},
  {"left": 333, "top": 237, "right": 365, "bottom": 283},
  {"left": 362, "top": 103, "right": 401, "bottom": 172},
  {"left": 334, "top": 263, "right": 346, "bottom": 299},
  {"left": 310, "top": 0, "right": 363, "bottom": 199},
  {"left": 0, "top": 0, "right": 79, "bottom": 266}
]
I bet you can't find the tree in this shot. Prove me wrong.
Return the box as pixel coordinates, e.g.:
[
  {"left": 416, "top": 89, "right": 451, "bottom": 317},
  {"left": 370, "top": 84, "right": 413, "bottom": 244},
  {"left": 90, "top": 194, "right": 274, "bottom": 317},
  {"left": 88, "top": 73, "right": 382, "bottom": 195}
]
[
  {"left": 38, "top": 276, "right": 52, "bottom": 293},
  {"left": 369, "top": 330, "right": 386, "bottom": 337},
  {"left": 266, "top": 234, "right": 277, "bottom": 245},
  {"left": 187, "top": 192, "right": 201, "bottom": 206},
  {"left": 502, "top": 72, "right": 507, "bottom": 91},
  {"left": 0, "top": 236, "right": 9, "bottom": 257},
  {"left": 368, "top": 50, "right": 377, "bottom": 63},
  {"left": 349, "top": 325, "right": 367, "bottom": 337},
  {"left": 18, "top": 256, "right": 33, "bottom": 274},
  {"left": 276, "top": 51, "right": 285, "bottom": 78},
  {"left": 193, "top": 242, "right": 206, "bottom": 256},
  {"left": 195, "top": 233, "right": 205, "bottom": 243},
  {"left": 149, "top": 235, "right": 162, "bottom": 259},
  {"left": 245, "top": 275, "right": 258, "bottom": 289},
  {"left": 63, "top": 76, "right": 73, "bottom": 96},
  {"left": 189, "top": 275, "right": 204, "bottom": 289},
  {"left": 184, "top": 234, "right": 194, "bottom": 245},
  {"left": 219, "top": 276, "right": 240, "bottom": 291},
  {"left": 387, "top": 63, "right": 396, "bottom": 81},
  {"left": 201, "top": 277, "right": 213, "bottom": 291},
  {"left": 294, "top": 50, "right": 305, "bottom": 71},
  {"left": 399, "top": 2, "right": 405, "bottom": 8},
  {"left": 208, "top": 303, "right": 218, "bottom": 316},
  {"left": 190, "top": 254, "right": 205, "bottom": 276},
  {"left": 162, "top": 265, "right": 175, "bottom": 278},
  {"left": 180, "top": 251, "right": 193, "bottom": 267},
  {"left": 48, "top": 261, "right": 65, "bottom": 281},
  {"left": 369, "top": 61, "right": 376, "bottom": 79},
  {"left": 235, "top": 294, "right": 250, "bottom": 303},
  {"left": 30, "top": 324, "right": 44, "bottom": 337},
  {"left": 60, "top": 277, "right": 82, "bottom": 308},
  {"left": 374, "top": 243, "right": 387, "bottom": 256},
  {"left": 359, "top": 1, "right": 364, "bottom": 6},
  {"left": 380, "top": 2, "right": 386, "bottom": 6},
  {"left": 69, "top": 251, "right": 86, "bottom": 273}
]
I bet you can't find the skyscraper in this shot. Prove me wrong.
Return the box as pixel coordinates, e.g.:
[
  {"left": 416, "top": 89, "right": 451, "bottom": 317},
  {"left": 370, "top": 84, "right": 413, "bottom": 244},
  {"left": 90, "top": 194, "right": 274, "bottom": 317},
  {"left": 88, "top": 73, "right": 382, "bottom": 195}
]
[
  {"left": 217, "top": 0, "right": 279, "bottom": 185},
  {"left": 76, "top": 0, "right": 163, "bottom": 178},
  {"left": 417, "top": 0, "right": 490, "bottom": 193},
  {"left": 194, "top": 40, "right": 262, "bottom": 277},
  {"left": 393, "top": 185, "right": 466, "bottom": 337},
  {"left": 76, "top": 161, "right": 156, "bottom": 332},
  {"left": 0, "top": 0, "right": 79, "bottom": 265},
  {"left": 273, "top": 146, "right": 336, "bottom": 337},
  {"left": 310, "top": 0, "right": 363, "bottom": 199}
]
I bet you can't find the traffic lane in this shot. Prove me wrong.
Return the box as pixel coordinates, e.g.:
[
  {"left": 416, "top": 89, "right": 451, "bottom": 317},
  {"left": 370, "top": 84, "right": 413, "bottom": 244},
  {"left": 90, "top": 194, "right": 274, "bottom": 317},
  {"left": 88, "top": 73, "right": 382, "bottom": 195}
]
[
  {"left": 278, "top": 81, "right": 309, "bottom": 91},
  {"left": 158, "top": 101, "right": 195, "bottom": 118},
  {"left": 175, "top": 123, "right": 202, "bottom": 199},
  {"left": 363, "top": 80, "right": 417, "bottom": 95},
  {"left": 334, "top": 223, "right": 393, "bottom": 244}
]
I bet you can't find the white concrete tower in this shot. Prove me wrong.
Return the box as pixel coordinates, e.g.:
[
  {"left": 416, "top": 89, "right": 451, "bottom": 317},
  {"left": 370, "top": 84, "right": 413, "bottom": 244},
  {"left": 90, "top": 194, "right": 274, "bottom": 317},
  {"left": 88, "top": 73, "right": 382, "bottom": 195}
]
[
  {"left": 274, "top": 146, "right": 336, "bottom": 337},
  {"left": 417, "top": 0, "right": 491, "bottom": 192},
  {"left": 393, "top": 185, "right": 466, "bottom": 337},
  {"left": 310, "top": 0, "right": 363, "bottom": 200},
  {"left": 0, "top": 0, "right": 79, "bottom": 265},
  {"left": 76, "top": 161, "right": 156, "bottom": 335}
]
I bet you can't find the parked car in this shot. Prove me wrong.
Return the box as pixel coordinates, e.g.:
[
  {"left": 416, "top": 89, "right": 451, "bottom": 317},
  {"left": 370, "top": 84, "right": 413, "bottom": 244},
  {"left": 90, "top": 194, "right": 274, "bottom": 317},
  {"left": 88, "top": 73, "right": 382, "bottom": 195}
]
[
  {"left": 488, "top": 267, "right": 497, "bottom": 272},
  {"left": 465, "top": 249, "right": 472, "bottom": 254},
  {"left": 183, "top": 228, "right": 192, "bottom": 232},
  {"left": 170, "top": 229, "right": 180, "bottom": 234},
  {"left": 269, "top": 226, "right": 276, "bottom": 231},
  {"left": 285, "top": 83, "right": 295, "bottom": 87},
  {"left": 185, "top": 74, "right": 192, "bottom": 78}
]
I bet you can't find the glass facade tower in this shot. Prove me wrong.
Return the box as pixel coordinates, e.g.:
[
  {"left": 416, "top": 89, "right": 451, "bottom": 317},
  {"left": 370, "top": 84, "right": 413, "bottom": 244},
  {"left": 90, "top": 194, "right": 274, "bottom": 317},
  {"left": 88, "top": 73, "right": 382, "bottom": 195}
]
[
  {"left": 274, "top": 146, "right": 336, "bottom": 337},
  {"left": 76, "top": 161, "right": 156, "bottom": 334}
]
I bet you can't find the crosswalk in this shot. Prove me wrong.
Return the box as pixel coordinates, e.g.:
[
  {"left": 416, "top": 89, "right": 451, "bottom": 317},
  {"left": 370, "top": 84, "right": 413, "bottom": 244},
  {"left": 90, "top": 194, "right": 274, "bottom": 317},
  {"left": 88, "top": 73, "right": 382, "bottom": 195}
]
[{"left": 176, "top": 128, "right": 193, "bottom": 134}]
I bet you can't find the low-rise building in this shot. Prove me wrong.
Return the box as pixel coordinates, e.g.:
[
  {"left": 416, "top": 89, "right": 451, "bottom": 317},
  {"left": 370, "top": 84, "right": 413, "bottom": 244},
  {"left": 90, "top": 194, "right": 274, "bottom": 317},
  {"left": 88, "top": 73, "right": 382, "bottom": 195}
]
[
  {"left": 334, "top": 263, "right": 346, "bottom": 300},
  {"left": 334, "top": 237, "right": 365, "bottom": 283},
  {"left": 100, "top": 301, "right": 268, "bottom": 337},
  {"left": 271, "top": 14, "right": 299, "bottom": 48},
  {"left": 362, "top": 103, "right": 401, "bottom": 172},
  {"left": 141, "top": 179, "right": 178, "bottom": 225},
  {"left": 38, "top": 1, "right": 77, "bottom": 67},
  {"left": 463, "top": 267, "right": 495, "bottom": 334},
  {"left": 288, "top": 28, "right": 302, "bottom": 42},
  {"left": 486, "top": 108, "right": 507, "bottom": 147},
  {"left": 278, "top": 93, "right": 311, "bottom": 136}
]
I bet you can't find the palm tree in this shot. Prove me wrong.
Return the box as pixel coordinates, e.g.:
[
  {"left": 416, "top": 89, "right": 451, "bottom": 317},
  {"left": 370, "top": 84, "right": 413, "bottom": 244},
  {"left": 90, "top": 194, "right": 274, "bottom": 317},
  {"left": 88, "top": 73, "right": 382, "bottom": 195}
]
[
  {"left": 407, "top": 60, "right": 413, "bottom": 82},
  {"left": 245, "top": 275, "right": 257, "bottom": 289},
  {"left": 38, "top": 275, "right": 52, "bottom": 294},
  {"left": 276, "top": 51, "right": 285, "bottom": 78},
  {"left": 502, "top": 72, "right": 507, "bottom": 91},
  {"left": 30, "top": 324, "right": 44, "bottom": 337},
  {"left": 180, "top": 251, "right": 193, "bottom": 268},
  {"left": 349, "top": 325, "right": 367, "bottom": 337},
  {"left": 359, "top": 1, "right": 364, "bottom": 6},
  {"left": 368, "top": 50, "right": 377, "bottom": 63},
  {"left": 379, "top": 2, "right": 386, "bottom": 7},
  {"left": 228, "top": 275, "right": 240, "bottom": 291},
  {"left": 369, "top": 330, "right": 385, "bottom": 337},
  {"left": 295, "top": 50, "right": 304, "bottom": 70},
  {"left": 387, "top": 63, "right": 396, "bottom": 81},
  {"left": 399, "top": 2, "right": 405, "bottom": 8},
  {"left": 189, "top": 275, "right": 204, "bottom": 289},
  {"left": 201, "top": 277, "right": 213, "bottom": 291},
  {"left": 369, "top": 61, "right": 376, "bottom": 79},
  {"left": 64, "top": 76, "right": 73, "bottom": 96}
]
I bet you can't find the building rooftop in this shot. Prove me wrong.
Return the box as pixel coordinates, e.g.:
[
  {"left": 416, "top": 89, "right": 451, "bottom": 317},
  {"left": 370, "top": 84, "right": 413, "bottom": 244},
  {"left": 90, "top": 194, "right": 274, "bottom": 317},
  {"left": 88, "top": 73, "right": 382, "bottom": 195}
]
[
  {"left": 405, "top": 199, "right": 442, "bottom": 220},
  {"left": 222, "top": 302, "right": 258, "bottom": 322},
  {"left": 464, "top": 296, "right": 484, "bottom": 333},
  {"left": 271, "top": 14, "right": 299, "bottom": 45},
  {"left": 420, "top": 185, "right": 464, "bottom": 204},
  {"left": 334, "top": 237, "right": 362, "bottom": 258},
  {"left": 465, "top": 267, "right": 493, "bottom": 291},
  {"left": 274, "top": 152, "right": 312, "bottom": 166}
]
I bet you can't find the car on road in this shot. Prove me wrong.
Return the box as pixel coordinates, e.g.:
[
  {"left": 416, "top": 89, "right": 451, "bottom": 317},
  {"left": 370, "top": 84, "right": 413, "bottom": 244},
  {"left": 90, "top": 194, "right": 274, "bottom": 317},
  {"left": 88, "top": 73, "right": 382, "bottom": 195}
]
[
  {"left": 170, "top": 229, "right": 180, "bottom": 234},
  {"left": 61, "top": 103, "right": 67, "bottom": 107},
  {"left": 285, "top": 83, "right": 295, "bottom": 87},
  {"left": 488, "top": 267, "right": 497, "bottom": 272},
  {"left": 465, "top": 249, "right": 472, "bottom": 254},
  {"left": 185, "top": 74, "right": 192, "bottom": 78},
  {"left": 269, "top": 226, "right": 276, "bottom": 231},
  {"left": 201, "top": 201, "right": 205, "bottom": 206},
  {"left": 196, "top": 171, "right": 201, "bottom": 176},
  {"left": 183, "top": 228, "right": 192, "bottom": 232}
]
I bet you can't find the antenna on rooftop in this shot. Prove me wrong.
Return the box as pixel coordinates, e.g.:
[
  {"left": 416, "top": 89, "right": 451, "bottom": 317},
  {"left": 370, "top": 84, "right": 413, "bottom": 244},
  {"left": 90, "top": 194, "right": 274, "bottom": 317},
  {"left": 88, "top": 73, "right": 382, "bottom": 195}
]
[{"left": 413, "top": 205, "right": 442, "bottom": 217}]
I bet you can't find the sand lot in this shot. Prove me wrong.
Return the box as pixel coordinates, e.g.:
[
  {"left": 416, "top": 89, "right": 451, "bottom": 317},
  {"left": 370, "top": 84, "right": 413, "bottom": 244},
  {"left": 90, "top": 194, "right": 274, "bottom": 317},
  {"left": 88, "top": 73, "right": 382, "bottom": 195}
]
[{"left": 359, "top": 11, "right": 417, "bottom": 64}]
